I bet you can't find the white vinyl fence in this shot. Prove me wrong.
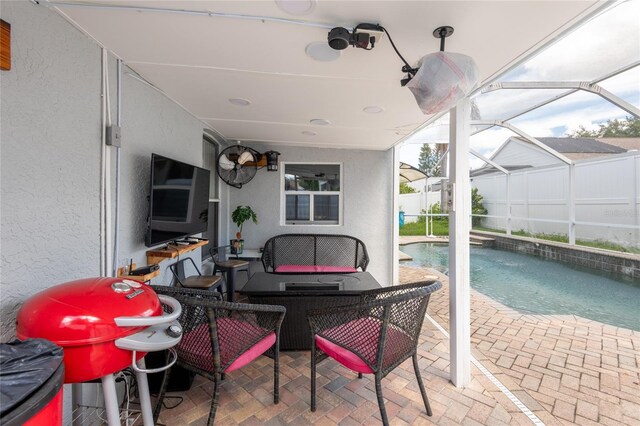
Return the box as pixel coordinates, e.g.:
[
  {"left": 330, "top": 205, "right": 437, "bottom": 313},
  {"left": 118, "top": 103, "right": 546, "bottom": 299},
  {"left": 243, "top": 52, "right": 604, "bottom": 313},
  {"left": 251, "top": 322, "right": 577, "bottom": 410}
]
[
  {"left": 471, "top": 152, "right": 640, "bottom": 248},
  {"left": 399, "top": 179, "right": 443, "bottom": 223}
]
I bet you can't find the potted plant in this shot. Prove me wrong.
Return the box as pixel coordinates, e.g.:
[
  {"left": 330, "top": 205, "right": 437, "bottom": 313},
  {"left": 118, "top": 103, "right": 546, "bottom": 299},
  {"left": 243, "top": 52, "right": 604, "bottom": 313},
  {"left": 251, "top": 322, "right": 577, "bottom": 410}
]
[{"left": 231, "top": 205, "right": 258, "bottom": 254}]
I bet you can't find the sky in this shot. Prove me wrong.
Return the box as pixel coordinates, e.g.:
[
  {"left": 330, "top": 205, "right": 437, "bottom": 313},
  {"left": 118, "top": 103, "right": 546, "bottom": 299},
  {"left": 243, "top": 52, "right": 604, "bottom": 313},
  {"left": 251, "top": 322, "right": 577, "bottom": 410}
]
[{"left": 400, "top": 0, "right": 640, "bottom": 170}]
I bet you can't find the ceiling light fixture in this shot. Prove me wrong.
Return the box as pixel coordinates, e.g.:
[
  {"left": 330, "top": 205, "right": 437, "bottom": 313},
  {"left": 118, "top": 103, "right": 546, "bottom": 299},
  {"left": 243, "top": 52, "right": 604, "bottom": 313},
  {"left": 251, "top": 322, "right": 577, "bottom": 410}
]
[
  {"left": 302, "top": 130, "right": 317, "bottom": 136},
  {"left": 275, "top": 0, "right": 316, "bottom": 16},
  {"left": 363, "top": 106, "right": 384, "bottom": 114},
  {"left": 327, "top": 24, "right": 480, "bottom": 115},
  {"left": 228, "top": 98, "right": 251, "bottom": 106},
  {"left": 306, "top": 42, "right": 341, "bottom": 62},
  {"left": 309, "top": 118, "right": 331, "bottom": 126}
]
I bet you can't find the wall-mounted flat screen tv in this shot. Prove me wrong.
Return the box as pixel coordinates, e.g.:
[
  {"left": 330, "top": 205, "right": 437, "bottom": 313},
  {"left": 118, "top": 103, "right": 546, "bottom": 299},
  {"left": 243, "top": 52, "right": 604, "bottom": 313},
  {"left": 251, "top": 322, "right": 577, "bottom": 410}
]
[{"left": 145, "top": 153, "right": 210, "bottom": 247}]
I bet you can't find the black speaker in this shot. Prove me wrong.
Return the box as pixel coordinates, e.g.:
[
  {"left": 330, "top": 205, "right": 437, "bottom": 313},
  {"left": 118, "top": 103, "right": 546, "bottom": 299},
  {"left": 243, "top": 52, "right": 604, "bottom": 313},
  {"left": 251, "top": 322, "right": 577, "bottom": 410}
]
[{"left": 145, "top": 350, "right": 195, "bottom": 393}]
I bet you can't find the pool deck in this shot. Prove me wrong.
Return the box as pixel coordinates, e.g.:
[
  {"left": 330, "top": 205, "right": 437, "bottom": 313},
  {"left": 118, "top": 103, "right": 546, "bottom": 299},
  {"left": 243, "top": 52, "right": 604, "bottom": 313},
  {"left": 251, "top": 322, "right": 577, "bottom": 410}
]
[{"left": 158, "top": 266, "right": 640, "bottom": 425}]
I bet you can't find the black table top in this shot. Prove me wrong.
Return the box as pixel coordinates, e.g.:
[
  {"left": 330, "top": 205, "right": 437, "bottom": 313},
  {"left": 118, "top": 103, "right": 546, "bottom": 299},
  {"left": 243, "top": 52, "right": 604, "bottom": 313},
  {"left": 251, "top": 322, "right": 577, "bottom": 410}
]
[{"left": 239, "top": 272, "right": 381, "bottom": 296}]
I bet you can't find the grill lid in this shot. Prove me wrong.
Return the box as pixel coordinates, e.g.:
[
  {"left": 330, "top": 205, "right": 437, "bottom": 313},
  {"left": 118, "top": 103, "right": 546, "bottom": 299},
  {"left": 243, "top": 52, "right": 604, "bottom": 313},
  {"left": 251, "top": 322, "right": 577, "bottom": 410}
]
[{"left": 16, "top": 277, "right": 163, "bottom": 346}]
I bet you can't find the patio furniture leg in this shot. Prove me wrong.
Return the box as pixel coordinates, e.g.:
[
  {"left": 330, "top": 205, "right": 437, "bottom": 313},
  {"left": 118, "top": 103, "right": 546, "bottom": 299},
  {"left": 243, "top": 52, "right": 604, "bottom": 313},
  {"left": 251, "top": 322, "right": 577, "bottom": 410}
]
[
  {"left": 358, "top": 372, "right": 363, "bottom": 379},
  {"left": 207, "top": 374, "right": 221, "bottom": 426},
  {"left": 374, "top": 373, "right": 389, "bottom": 426},
  {"left": 274, "top": 334, "right": 280, "bottom": 404},
  {"left": 412, "top": 353, "right": 433, "bottom": 416},
  {"left": 310, "top": 340, "right": 317, "bottom": 411}
]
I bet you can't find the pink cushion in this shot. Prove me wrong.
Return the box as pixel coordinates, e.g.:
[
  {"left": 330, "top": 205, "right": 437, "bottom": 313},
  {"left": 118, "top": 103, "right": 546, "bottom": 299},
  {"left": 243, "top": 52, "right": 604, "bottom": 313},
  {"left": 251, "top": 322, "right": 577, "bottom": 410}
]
[
  {"left": 275, "top": 264, "right": 358, "bottom": 273},
  {"left": 179, "top": 318, "right": 275, "bottom": 373},
  {"left": 316, "top": 265, "right": 358, "bottom": 273},
  {"left": 225, "top": 332, "right": 275, "bottom": 372},
  {"left": 316, "top": 335, "right": 374, "bottom": 373},
  {"left": 275, "top": 264, "right": 317, "bottom": 273},
  {"left": 315, "top": 318, "right": 414, "bottom": 374}
]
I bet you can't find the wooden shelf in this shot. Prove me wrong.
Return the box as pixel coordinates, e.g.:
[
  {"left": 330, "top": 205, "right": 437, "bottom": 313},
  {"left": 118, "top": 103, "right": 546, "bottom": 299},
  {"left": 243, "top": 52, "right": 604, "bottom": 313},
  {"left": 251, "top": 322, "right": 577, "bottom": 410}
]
[
  {"left": 117, "top": 263, "right": 161, "bottom": 282},
  {"left": 146, "top": 240, "right": 208, "bottom": 266}
]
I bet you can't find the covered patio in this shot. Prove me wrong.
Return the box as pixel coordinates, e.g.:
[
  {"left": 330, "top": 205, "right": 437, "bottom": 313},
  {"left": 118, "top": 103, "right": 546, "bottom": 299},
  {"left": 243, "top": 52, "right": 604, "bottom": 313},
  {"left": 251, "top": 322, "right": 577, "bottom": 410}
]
[
  {"left": 1, "top": 0, "right": 638, "bottom": 425},
  {"left": 158, "top": 266, "right": 640, "bottom": 425}
]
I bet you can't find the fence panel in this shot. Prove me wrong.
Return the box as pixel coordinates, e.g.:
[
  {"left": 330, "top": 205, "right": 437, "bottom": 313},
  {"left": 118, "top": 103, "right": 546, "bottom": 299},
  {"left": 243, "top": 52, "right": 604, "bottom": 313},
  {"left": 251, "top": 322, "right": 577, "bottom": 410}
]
[{"left": 471, "top": 153, "right": 639, "bottom": 248}]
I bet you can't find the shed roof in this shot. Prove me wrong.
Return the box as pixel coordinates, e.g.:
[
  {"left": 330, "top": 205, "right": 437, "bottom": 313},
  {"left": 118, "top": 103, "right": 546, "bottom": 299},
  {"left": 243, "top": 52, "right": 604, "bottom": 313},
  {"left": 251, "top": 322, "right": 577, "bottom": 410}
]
[{"left": 535, "top": 137, "right": 627, "bottom": 154}]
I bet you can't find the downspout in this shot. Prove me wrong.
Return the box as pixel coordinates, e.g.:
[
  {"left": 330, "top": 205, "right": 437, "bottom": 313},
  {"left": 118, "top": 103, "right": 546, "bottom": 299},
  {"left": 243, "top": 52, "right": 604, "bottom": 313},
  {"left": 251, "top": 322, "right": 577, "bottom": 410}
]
[
  {"left": 112, "top": 59, "right": 122, "bottom": 277},
  {"left": 100, "top": 49, "right": 107, "bottom": 276},
  {"left": 104, "top": 53, "right": 113, "bottom": 276}
]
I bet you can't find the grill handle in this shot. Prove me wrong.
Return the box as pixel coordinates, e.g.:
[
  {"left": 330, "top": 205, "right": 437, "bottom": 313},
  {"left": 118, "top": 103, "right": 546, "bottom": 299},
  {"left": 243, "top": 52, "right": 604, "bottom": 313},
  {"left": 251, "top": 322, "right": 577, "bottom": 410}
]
[
  {"left": 130, "top": 348, "right": 178, "bottom": 374},
  {"left": 114, "top": 295, "right": 182, "bottom": 327}
]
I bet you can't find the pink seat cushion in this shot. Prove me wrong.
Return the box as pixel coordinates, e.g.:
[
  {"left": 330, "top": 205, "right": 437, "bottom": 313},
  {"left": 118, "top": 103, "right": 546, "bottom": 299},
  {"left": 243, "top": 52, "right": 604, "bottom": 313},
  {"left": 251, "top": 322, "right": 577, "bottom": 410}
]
[
  {"left": 179, "top": 318, "right": 275, "bottom": 373},
  {"left": 275, "top": 264, "right": 358, "bottom": 273},
  {"left": 315, "top": 318, "right": 414, "bottom": 374}
]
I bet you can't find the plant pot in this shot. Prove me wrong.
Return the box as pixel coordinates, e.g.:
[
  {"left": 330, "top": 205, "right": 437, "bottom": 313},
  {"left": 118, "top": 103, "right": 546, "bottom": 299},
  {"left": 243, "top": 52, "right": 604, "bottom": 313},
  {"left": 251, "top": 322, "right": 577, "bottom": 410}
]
[{"left": 230, "top": 239, "right": 244, "bottom": 255}]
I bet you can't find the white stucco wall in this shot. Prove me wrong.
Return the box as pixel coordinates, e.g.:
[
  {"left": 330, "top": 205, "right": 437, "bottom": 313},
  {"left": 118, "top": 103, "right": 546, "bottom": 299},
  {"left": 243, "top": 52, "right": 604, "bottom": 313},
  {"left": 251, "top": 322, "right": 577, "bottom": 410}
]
[
  {"left": 226, "top": 144, "right": 395, "bottom": 285},
  {"left": 1, "top": 1, "right": 103, "bottom": 341},
  {"left": 0, "top": 1, "right": 217, "bottom": 341}
]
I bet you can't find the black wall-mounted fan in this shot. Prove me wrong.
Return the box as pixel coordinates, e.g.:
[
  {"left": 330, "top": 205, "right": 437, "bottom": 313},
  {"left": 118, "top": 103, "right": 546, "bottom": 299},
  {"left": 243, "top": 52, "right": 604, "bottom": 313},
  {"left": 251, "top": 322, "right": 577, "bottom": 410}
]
[{"left": 217, "top": 145, "right": 260, "bottom": 188}]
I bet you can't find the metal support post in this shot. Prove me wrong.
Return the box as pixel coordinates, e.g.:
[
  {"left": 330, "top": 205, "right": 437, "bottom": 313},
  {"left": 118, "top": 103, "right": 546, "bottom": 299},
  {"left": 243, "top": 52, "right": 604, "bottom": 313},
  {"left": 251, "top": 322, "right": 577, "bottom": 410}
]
[
  {"left": 569, "top": 163, "right": 576, "bottom": 245},
  {"left": 506, "top": 174, "right": 512, "bottom": 235},
  {"left": 448, "top": 98, "right": 471, "bottom": 387}
]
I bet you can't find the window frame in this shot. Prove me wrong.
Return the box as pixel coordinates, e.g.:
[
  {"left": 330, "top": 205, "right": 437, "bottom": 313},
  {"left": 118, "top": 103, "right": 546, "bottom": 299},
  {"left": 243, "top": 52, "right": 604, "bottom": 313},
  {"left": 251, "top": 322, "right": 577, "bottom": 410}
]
[{"left": 280, "top": 162, "right": 343, "bottom": 226}]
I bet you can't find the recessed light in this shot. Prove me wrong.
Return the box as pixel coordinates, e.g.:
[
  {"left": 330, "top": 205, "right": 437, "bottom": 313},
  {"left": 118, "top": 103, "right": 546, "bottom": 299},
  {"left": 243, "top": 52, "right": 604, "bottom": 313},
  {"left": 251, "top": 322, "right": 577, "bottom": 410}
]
[
  {"left": 275, "top": 0, "right": 316, "bottom": 16},
  {"left": 363, "top": 106, "right": 384, "bottom": 114},
  {"left": 305, "top": 42, "right": 341, "bottom": 62},
  {"left": 302, "top": 131, "right": 317, "bottom": 136},
  {"left": 310, "top": 118, "right": 331, "bottom": 126},
  {"left": 228, "top": 98, "right": 251, "bottom": 106}
]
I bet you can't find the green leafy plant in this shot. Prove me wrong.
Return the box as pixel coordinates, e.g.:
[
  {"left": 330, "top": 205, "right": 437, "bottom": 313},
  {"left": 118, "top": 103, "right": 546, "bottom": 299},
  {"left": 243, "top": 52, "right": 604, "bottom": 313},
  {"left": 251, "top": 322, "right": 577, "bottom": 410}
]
[
  {"left": 231, "top": 205, "right": 258, "bottom": 239},
  {"left": 471, "top": 188, "right": 487, "bottom": 227}
]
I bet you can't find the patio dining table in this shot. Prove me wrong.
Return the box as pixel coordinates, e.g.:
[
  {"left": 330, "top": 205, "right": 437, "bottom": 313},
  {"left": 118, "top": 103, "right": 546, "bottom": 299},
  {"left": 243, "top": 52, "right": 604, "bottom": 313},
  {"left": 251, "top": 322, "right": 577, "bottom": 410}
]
[{"left": 239, "top": 272, "right": 382, "bottom": 350}]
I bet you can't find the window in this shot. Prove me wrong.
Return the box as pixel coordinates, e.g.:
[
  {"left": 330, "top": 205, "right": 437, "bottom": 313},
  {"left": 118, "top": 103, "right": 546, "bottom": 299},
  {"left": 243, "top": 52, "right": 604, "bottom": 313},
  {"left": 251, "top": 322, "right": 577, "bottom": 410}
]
[{"left": 282, "top": 163, "right": 342, "bottom": 225}]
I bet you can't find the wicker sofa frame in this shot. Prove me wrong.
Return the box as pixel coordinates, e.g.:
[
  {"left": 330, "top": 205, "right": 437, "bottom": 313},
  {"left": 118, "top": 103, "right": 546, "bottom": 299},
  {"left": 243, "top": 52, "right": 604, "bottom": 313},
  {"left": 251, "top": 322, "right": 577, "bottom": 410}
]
[{"left": 261, "top": 234, "right": 369, "bottom": 273}]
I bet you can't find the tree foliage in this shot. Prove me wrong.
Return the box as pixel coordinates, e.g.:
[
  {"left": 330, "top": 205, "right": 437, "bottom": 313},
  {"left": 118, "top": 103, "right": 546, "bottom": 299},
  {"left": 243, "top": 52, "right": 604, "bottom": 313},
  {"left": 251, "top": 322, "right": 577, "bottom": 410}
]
[
  {"left": 471, "top": 188, "right": 487, "bottom": 227},
  {"left": 568, "top": 116, "right": 640, "bottom": 138},
  {"left": 399, "top": 182, "right": 417, "bottom": 194},
  {"left": 418, "top": 143, "right": 441, "bottom": 176}
]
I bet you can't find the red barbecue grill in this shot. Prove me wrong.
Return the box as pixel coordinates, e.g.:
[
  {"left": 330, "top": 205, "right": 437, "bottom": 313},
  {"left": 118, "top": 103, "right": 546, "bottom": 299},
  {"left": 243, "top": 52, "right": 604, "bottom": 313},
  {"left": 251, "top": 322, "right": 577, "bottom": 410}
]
[{"left": 16, "top": 277, "right": 183, "bottom": 426}]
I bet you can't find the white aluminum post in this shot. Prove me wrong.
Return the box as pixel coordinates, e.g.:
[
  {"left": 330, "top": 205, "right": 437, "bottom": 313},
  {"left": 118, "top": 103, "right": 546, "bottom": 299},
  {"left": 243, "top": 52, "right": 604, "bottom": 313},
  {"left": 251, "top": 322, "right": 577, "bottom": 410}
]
[
  {"left": 569, "top": 164, "right": 576, "bottom": 245},
  {"left": 449, "top": 99, "right": 471, "bottom": 387},
  {"left": 506, "top": 174, "right": 512, "bottom": 235},
  {"left": 392, "top": 146, "right": 401, "bottom": 285}
]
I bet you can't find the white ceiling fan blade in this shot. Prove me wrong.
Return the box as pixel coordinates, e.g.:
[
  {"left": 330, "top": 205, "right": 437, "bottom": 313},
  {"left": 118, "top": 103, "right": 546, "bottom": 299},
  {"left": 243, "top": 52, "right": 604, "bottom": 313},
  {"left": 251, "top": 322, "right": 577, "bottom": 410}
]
[
  {"left": 238, "top": 151, "right": 254, "bottom": 165},
  {"left": 219, "top": 154, "right": 235, "bottom": 170}
]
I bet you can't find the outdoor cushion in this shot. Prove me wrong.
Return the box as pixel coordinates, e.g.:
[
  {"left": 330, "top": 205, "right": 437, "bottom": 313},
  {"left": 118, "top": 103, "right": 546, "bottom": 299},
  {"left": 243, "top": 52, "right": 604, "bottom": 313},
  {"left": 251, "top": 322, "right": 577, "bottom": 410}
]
[
  {"left": 179, "top": 319, "right": 275, "bottom": 373},
  {"left": 315, "top": 317, "right": 414, "bottom": 374},
  {"left": 275, "top": 264, "right": 358, "bottom": 273}
]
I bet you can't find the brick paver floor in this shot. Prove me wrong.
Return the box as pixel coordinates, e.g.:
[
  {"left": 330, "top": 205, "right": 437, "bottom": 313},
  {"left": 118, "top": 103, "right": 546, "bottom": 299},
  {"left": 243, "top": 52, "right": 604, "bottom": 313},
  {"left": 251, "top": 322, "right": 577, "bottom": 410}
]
[{"left": 157, "top": 266, "right": 640, "bottom": 425}]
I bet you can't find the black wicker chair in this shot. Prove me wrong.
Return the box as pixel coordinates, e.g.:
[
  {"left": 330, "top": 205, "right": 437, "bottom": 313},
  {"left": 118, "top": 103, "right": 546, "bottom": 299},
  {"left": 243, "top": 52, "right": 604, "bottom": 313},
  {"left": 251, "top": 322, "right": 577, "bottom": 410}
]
[
  {"left": 151, "top": 285, "right": 286, "bottom": 426},
  {"left": 307, "top": 281, "right": 442, "bottom": 425}
]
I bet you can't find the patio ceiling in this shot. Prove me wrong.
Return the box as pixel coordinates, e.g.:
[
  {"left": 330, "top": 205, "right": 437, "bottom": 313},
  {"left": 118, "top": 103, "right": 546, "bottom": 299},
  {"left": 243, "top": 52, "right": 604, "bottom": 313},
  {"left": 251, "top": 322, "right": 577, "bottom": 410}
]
[{"left": 51, "top": 0, "right": 599, "bottom": 150}]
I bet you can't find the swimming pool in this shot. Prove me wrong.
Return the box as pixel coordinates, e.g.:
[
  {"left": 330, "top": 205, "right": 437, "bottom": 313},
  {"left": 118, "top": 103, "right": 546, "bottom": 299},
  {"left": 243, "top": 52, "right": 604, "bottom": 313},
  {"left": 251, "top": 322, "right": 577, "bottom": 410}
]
[{"left": 401, "top": 243, "right": 640, "bottom": 331}]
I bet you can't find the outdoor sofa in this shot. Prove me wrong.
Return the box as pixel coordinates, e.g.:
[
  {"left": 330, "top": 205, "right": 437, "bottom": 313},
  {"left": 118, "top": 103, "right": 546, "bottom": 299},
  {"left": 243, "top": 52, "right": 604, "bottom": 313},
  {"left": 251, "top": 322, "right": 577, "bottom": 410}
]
[{"left": 261, "top": 234, "right": 369, "bottom": 274}]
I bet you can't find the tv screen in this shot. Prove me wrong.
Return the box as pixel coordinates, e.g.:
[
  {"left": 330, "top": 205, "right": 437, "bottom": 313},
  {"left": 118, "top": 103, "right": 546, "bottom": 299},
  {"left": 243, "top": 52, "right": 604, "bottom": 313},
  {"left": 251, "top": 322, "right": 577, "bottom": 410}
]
[{"left": 145, "top": 154, "right": 211, "bottom": 247}]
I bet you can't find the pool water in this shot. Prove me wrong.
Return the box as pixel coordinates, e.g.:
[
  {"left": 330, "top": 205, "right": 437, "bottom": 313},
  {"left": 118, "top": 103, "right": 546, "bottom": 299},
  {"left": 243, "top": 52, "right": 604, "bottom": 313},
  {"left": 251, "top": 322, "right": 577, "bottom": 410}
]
[{"left": 402, "top": 243, "right": 640, "bottom": 331}]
